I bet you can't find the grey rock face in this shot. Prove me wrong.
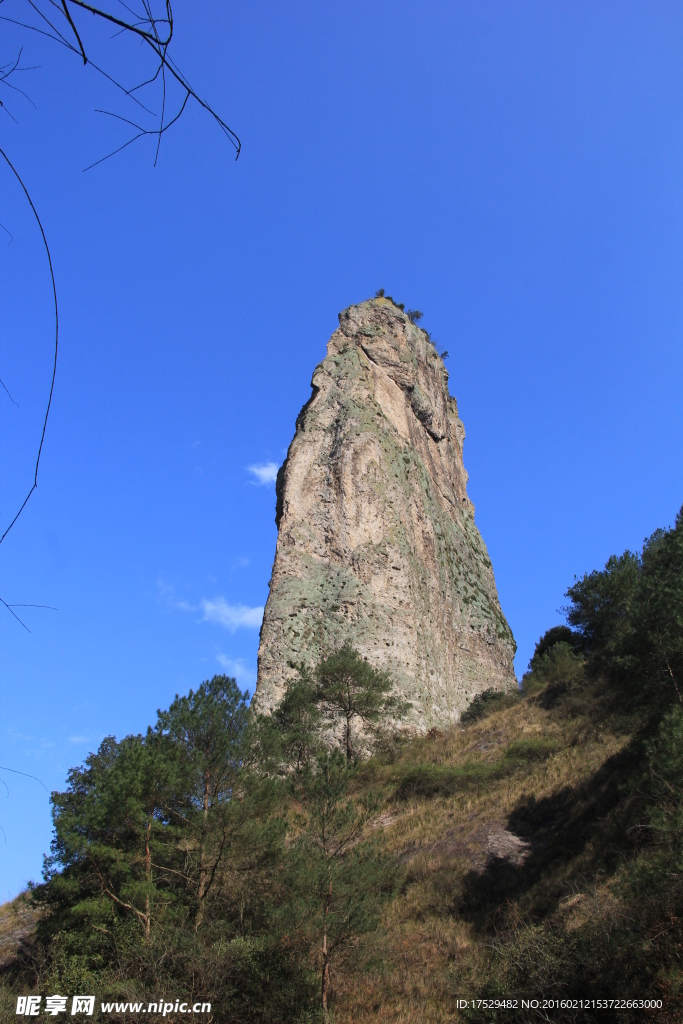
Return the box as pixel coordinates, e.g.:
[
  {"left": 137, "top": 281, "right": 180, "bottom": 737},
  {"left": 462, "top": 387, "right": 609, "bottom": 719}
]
[{"left": 254, "top": 298, "right": 516, "bottom": 729}]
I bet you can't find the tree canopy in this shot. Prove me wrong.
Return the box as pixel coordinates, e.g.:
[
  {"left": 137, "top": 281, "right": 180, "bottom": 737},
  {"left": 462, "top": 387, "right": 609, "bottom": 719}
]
[
  {"left": 566, "top": 504, "right": 683, "bottom": 704},
  {"left": 314, "top": 645, "right": 410, "bottom": 760}
]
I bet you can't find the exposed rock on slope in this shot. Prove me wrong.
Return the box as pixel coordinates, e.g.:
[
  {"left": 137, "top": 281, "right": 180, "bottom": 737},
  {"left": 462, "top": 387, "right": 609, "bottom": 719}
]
[{"left": 254, "top": 298, "right": 516, "bottom": 729}]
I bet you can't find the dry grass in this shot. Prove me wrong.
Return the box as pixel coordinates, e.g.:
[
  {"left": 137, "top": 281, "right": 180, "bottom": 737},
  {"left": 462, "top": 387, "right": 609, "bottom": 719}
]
[
  {"left": 329, "top": 682, "right": 637, "bottom": 1022},
  {"left": 0, "top": 895, "right": 40, "bottom": 970}
]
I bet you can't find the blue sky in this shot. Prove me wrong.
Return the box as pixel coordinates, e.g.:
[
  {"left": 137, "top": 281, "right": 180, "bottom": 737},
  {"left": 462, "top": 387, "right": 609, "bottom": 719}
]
[{"left": 1, "top": 0, "right": 682, "bottom": 899}]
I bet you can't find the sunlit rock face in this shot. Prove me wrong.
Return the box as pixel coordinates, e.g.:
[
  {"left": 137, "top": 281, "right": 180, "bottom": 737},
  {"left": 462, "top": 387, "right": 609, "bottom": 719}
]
[{"left": 254, "top": 297, "right": 516, "bottom": 729}]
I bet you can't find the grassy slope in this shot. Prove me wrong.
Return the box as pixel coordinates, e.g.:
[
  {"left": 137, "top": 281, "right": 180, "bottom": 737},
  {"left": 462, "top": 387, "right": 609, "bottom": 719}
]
[
  {"left": 0, "top": 896, "right": 41, "bottom": 971},
  {"left": 328, "top": 677, "right": 677, "bottom": 1023},
  {"left": 0, "top": 896, "right": 42, "bottom": 1022}
]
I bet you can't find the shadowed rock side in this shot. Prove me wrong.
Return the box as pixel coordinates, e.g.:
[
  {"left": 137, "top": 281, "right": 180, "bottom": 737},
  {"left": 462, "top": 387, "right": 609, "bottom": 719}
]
[{"left": 255, "top": 298, "right": 516, "bottom": 729}]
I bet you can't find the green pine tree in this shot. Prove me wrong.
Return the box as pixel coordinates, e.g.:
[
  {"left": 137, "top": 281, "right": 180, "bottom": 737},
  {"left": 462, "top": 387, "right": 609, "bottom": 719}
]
[
  {"left": 273, "top": 668, "right": 323, "bottom": 772},
  {"left": 155, "top": 674, "right": 251, "bottom": 926},
  {"left": 284, "top": 749, "right": 394, "bottom": 1020},
  {"left": 314, "top": 646, "right": 410, "bottom": 760}
]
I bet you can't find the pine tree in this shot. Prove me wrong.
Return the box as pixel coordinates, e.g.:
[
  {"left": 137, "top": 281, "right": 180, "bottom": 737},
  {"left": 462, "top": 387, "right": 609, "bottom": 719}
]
[
  {"left": 284, "top": 749, "right": 393, "bottom": 1020},
  {"left": 314, "top": 645, "right": 410, "bottom": 759},
  {"left": 155, "top": 675, "right": 251, "bottom": 925},
  {"left": 273, "top": 669, "right": 322, "bottom": 772}
]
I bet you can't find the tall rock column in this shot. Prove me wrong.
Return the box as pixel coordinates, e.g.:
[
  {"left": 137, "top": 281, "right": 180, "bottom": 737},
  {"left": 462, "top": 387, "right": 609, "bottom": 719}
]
[{"left": 254, "top": 297, "right": 516, "bottom": 729}]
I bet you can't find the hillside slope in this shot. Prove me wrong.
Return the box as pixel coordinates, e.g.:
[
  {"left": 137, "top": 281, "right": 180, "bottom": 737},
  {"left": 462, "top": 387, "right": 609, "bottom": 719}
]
[{"left": 331, "top": 665, "right": 677, "bottom": 1022}]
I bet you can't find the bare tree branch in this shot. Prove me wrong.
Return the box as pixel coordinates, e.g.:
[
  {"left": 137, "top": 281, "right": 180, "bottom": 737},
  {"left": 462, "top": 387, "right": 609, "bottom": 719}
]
[
  {"left": 0, "top": 2, "right": 240, "bottom": 630},
  {"left": 0, "top": 375, "right": 18, "bottom": 402},
  {"left": 0, "top": 765, "right": 49, "bottom": 792},
  {"left": 0, "top": 147, "right": 58, "bottom": 549},
  {"left": 0, "top": 597, "right": 32, "bottom": 630},
  {"left": 0, "top": 46, "right": 38, "bottom": 108},
  {"left": 90, "top": 857, "right": 150, "bottom": 932},
  {"left": 1, "top": 1, "right": 241, "bottom": 162},
  {"left": 60, "top": 1, "right": 87, "bottom": 64}
]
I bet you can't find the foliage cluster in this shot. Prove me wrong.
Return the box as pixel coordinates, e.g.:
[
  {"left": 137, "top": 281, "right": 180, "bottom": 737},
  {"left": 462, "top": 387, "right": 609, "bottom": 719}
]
[
  {"left": 460, "top": 687, "right": 520, "bottom": 724},
  {"left": 1, "top": 652, "right": 403, "bottom": 1023},
  {"left": 565, "top": 506, "right": 683, "bottom": 707}
]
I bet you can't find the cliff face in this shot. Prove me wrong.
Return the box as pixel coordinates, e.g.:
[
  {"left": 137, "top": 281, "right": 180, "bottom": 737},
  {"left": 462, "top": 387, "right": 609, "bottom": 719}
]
[{"left": 254, "top": 298, "right": 516, "bottom": 729}]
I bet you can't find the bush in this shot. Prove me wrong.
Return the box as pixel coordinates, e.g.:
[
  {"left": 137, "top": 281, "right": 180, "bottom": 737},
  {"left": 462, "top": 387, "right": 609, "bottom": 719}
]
[
  {"left": 503, "top": 738, "right": 556, "bottom": 763},
  {"left": 395, "top": 761, "right": 498, "bottom": 800},
  {"left": 565, "top": 505, "right": 683, "bottom": 706},
  {"left": 645, "top": 704, "right": 683, "bottom": 858},
  {"left": 461, "top": 688, "right": 520, "bottom": 725},
  {"left": 522, "top": 643, "right": 584, "bottom": 698},
  {"left": 530, "top": 625, "right": 581, "bottom": 665}
]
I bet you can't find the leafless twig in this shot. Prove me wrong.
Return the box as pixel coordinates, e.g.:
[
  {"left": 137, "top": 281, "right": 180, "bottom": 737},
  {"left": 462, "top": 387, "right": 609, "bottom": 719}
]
[
  {"left": 0, "top": 147, "right": 58, "bottom": 551},
  {"left": 0, "top": 765, "right": 49, "bottom": 792},
  {"left": 659, "top": 638, "right": 682, "bottom": 704},
  {"left": 0, "top": 375, "right": 18, "bottom": 403},
  {"left": 0, "top": 1, "right": 241, "bottom": 164},
  {"left": 0, "top": 45, "right": 38, "bottom": 124}
]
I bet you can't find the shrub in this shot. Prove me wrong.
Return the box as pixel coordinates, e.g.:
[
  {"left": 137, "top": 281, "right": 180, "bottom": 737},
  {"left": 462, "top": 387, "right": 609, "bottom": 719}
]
[
  {"left": 503, "top": 738, "right": 556, "bottom": 763},
  {"left": 522, "top": 643, "right": 584, "bottom": 698},
  {"left": 461, "top": 688, "right": 520, "bottom": 725},
  {"left": 395, "top": 761, "right": 498, "bottom": 800},
  {"left": 530, "top": 625, "right": 581, "bottom": 666}
]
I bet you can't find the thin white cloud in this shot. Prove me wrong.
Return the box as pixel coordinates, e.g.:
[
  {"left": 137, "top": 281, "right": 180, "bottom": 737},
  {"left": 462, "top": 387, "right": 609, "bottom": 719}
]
[
  {"left": 201, "top": 597, "right": 263, "bottom": 632},
  {"left": 68, "top": 736, "right": 89, "bottom": 744},
  {"left": 216, "top": 654, "right": 257, "bottom": 688},
  {"left": 157, "top": 580, "right": 194, "bottom": 612},
  {"left": 159, "top": 581, "right": 262, "bottom": 633},
  {"left": 248, "top": 462, "right": 278, "bottom": 485}
]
